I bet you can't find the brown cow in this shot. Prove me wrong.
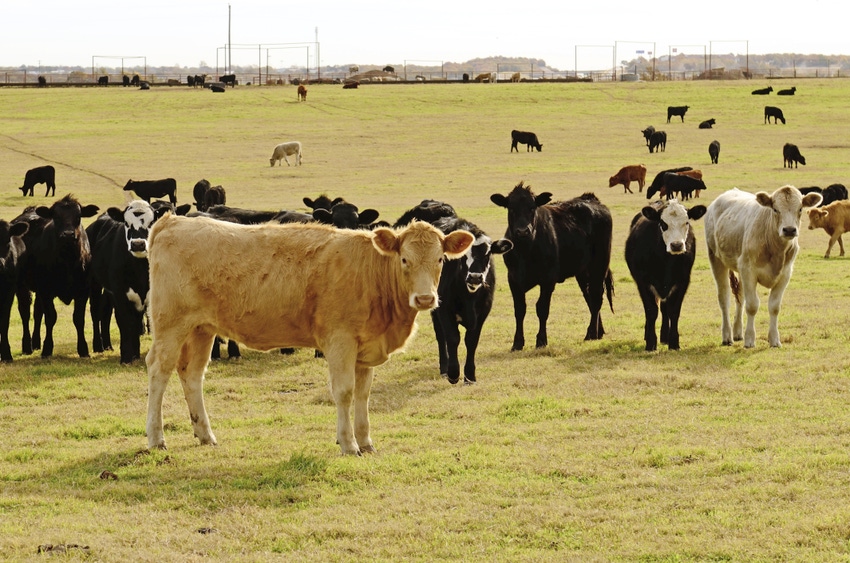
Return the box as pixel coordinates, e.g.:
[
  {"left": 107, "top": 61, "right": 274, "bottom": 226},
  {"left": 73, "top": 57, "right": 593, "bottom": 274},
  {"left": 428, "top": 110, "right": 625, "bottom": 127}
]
[
  {"left": 608, "top": 164, "right": 647, "bottom": 193},
  {"left": 808, "top": 199, "right": 850, "bottom": 258},
  {"left": 144, "top": 216, "right": 473, "bottom": 455},
  {"left": 297, "top": 84, "right": 307, "bottom": 101}
]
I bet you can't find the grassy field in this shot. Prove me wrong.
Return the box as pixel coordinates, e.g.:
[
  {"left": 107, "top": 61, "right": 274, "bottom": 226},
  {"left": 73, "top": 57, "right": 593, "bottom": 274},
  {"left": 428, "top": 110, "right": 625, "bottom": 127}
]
[{"left": 2, "top": 79, "right": 850, "bottom": 562}]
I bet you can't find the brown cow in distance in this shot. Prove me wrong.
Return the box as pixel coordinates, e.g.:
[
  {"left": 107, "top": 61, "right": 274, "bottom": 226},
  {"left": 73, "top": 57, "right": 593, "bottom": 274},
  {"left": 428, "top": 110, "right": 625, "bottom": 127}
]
[
  {"left": 144, "top": 216, "right": 474, "bottom": 455},
  {"left": 808, "top": 199, "right": 850, "bottom": 258},
  {"left": 608, "top": 164, "right": 647, "bottom": 193},
  {"left": 297, "top": 84, "right": 307, "bottom": 101}
]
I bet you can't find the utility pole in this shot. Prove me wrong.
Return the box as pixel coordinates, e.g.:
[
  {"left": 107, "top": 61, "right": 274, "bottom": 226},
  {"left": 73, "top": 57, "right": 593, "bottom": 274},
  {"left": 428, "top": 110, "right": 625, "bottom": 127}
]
[{"left": 227, "top": 4, "right": 232, "bottom": 74}]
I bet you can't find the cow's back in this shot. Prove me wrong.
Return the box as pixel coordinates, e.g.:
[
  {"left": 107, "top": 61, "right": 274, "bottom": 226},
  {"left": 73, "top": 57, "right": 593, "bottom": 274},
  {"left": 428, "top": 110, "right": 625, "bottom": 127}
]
[
  {"left": 705, "top": 189, "right": 760, "bottom": 268},
  {"left": 547, "top": 195, "right": 612, "bottom": 281}
]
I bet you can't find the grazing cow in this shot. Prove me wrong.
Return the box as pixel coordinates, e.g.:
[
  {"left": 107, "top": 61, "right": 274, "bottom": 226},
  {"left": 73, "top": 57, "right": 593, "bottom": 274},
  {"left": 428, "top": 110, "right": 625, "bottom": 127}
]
[
  {"left": 511, "top": 72, "right": 521, "bottom": 82},
  {"left": 219, "top": 74, "right": 236, "bottom": 87},
  {"left": 662, "top": 172, "right": 707, "bottom": 201},
  {"left": 704, "top": 186, "right": 822, "bottom": 348},
  {"left": 130, "top": 75, "right": 140, "bottom": 86},
  {"left": 144, "top": 215, "right": 474, "bottom": 455},
  {"left": 312, "top": 202, "right": 380, "bottom": 230},
  {"left": 667, "top": 105, "right": 689, "bottom": 123},
  {"left": 752, "top": 86, "right": 773, "bottom": 95},
  {"left": 646, "top": 167, "right": 693, "bottom": 199},
  {"left": 270, "top": 141, "right": 302, "bottom": 166},
  {"left": 820, "top": 183, "right": 849, "bottom": 207},
  {"left": 203, "top": 185, "right": 226, "bottom": 211},
  {"left": 699, "top": 118, "right": 716, "bottom": 129},
  {"left": 648, "top": 130, "right": 667, "bottom": 153},
  {"left": 429, "top": 214, "right": 513, "bottom": 384},
  {"left": 192, "top": 179, "right": 211, "bottom": 211},
  {"left": 783, "top": 143, "right": 805, "bottom": 168},
  {"left": 490, "top": 182, "right": 614, "bottom": 349},
  {"left": 641, "top": 126, "right": 655, "bottom": 146},
  {"left": 510, "top": 130, "right": 542, "bottom": 152},
  {"left": 475, "top": 73, "right": 493, "bottom": 83},
  {"left": 608, "top": 164, "right": 647, "bottom": 194},
  {"left": 98, "top": 76, "right": 108, "bottom": 86},
  {"left": 777, "top": 86, "right": 796, "bottom": 96},
  {"left": 625, "top": 199, "right": 707, "bottom": 350},
  {"left": 297, "top": 84, "right": 307, "bottom": 101},
  {"left": 709, "top": 140, "right": 720, "bottom": 164},
  {"left": 124, "top": 178, "right": 178, "bottom": 204},
  {"left": 765, "top": 106, "right": 786, "bottom": 124},
  {"left": 87, "top": 200, "right": 156, "bottom": 364},
  {"left": 14, "top": 194, "right": 100, "bottom": 357},
  {"left": 808, "top": 200, "right": 850, "bottom": 258},
  {"left": 0, "top": 219, "right": 29, "bottom": 362},
  {"left": 19, "top": 165, "right": 56, "bottom": 197}
]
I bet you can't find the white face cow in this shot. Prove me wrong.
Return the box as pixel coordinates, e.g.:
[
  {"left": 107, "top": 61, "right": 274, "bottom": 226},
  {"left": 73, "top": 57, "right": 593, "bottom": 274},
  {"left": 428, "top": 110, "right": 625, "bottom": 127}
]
[
  {"left": 755, "top": 186, "right": 823, "bottom": 239},
  {"left": 464, "top": 234, "right": 513, "bottom": 292},
  {"left": 642, "top": 199, "right": 707, "bottom": 255},
  {"left": 106, "top": 200, "right": 156, "bottom": 258}
]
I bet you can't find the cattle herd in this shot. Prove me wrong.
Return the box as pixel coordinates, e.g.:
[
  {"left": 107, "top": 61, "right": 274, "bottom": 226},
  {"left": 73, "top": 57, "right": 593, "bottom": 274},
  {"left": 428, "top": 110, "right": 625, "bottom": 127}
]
[{"left": 3, "top": 84, "right": 848, "bottom": 456}]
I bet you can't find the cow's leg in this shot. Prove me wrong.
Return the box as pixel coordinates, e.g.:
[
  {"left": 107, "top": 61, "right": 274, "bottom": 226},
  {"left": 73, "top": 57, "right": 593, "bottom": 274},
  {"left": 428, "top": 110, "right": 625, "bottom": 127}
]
[
  {"left": 0, "top": 291, "right": 14, "bottom": 362},
  {"left": 664, "top": 293, "right": 685, "bottom": 350},
  {"left": 436, "top": 310, "right": 462, "bottom": 383},
  {"left": 578, "top": 272, "right": 605, "bottom": 340},
  {"left": 624, "top": 181, "right": 632, "bottom": 194},
  {"left": 766, "top": 270, "right": 792, "bottom": 348},
  {"left": 637, "top": 284, "right": 659, "bottom": 351},
  {"left": 72, "top": 294, "right": 90, "bottom": 358},
  {"left": 353, "top": 366, "right": 375, "bottom": 454},
  {"left": 430, "top": 310, "right": 450, "bottom": 378},
  {"left": 708, "top": 253, "right": 734, "bottom": 345},
  {"left": 740, "top": 271, "right": 760, "bottom": 348},
  {"left": 508, "top": 281, "right": 527, "bottom": 351},
  {"left": 463, "top": 317, "right": 485, "bottom": 384},
  {"left": 283, "top": 154, "right": 291, "bottom": 167},
  {"left": 325, "top": 336, "right": 360, "bottom": 455},
  {"left": 101, "top": 295, "right": 114, "bottom": 351},
  {"left": 40, "top": 297, "right": 57, "bottom": 358},
  {"left": 32, "top": 295, "right": 43, "bottom": 350},
  {"left": 16, "top": 287, "right": 32, "bottom": 355},
  {"left": 826, "top": 233, "right": 840, "bottom": 258},
  {"left": 114, "top": 299, "right": 142, "bottom": 364},
  {"left": 226, "top": 339, "right": 241, "bottom": 359},
  {"left": 90, "top": 287, "right": 105, "bottom": 353},
  {"left": 534, "top": 283, "right": 556, "bottom": 348},
  {"left": 145, "top": 326, "right": 191, "bottom": 449},
  {"left": 176, "top": 326, "right": 217, "bottom": 445},
  {"left": 838, "top": 235, "right": 845, "bottom": 257}
]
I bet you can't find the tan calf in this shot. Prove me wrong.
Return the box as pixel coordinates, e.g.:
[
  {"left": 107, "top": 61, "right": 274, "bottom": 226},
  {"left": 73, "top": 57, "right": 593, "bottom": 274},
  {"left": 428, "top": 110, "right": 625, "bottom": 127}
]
[{"left": 808, "top": 199, "right": 850, "bottom": 258}]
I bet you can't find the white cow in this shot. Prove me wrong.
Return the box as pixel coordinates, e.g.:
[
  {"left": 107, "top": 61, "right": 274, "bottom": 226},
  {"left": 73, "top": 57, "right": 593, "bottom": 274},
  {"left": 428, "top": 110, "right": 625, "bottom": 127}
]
[
  {"left": 704, "top": 186, "right": 822, "bottom": 348},
  {"left": 269, "top": 141, "right": 302, "bottom": 167}
]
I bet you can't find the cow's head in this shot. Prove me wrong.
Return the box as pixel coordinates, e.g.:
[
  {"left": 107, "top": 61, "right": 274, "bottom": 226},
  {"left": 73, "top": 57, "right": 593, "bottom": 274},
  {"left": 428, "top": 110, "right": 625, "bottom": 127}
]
[
  {"left": 463, "top": 235, "right": 513, "bottom": 292},
  {"left": 640, "top": 200, "right": 706, "bottom": 255},
  {"left": 303, "top": 195, "right": 345, "bottom": 211},
  {"left": 372, "top": 222, "right": 473, "bottom": 311},
  {"left": 807, "top": 207, "right": 829, "bottom": 230},
  {"left": 107, "top": 200, "right": 155, "bottom": 257},
  {"left": 756, "top": 185, "right": 823, "bottom": 239},
  {"left": 36, "top": 194, "right": 99, "bottom": 243},
  {"left": 0, "top": 220, "right": 28, "bottom": 270},
  {"left": 490, "top": 181, "right": 552, "bottom": 242},
  {"left": 313, "top": 202, "right": 380, "bottom": 229}
]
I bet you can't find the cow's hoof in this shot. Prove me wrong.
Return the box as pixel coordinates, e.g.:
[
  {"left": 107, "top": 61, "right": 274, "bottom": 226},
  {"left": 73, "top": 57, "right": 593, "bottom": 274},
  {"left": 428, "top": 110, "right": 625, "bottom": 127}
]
[{"left": 359, "top": 444, "right": 377, "bottom": 455}]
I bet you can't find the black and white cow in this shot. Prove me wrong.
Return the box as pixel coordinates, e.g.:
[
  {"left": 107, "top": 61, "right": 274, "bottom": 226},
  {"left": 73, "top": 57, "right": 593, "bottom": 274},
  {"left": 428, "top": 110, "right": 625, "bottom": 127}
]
[
  {"left": 429, "top": 214, "right": 512, "bottom": 383},
  {"left": 0, "top": 219, "right": 29, "bottom": 362},
  {"left": 14, "top": 194, "right": 100, "bottom": 358},
  {"left": 490, "top": 182, "right": 614, "bottom": 349},
  {"left": 123, "top": 178, "right": 178, "bottom": 204},
  {"left": 87, "top": 200, "right": 157, "bottom": 364},
  {"left": 625, "top": 199, "right": 707, "bottom": 351},
  {"left": 19, "top": 165, "right": 56, "bottom": 197}
]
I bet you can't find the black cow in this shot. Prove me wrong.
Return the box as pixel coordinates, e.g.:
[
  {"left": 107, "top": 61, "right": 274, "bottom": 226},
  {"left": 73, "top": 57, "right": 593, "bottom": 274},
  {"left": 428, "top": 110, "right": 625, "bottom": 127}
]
[
  {"left": 0, "top": 219, "right": 29, "bottom": 362},
  {"left": 187, "top": 75, "right": 195, "bottom": 87},
  {"left": 303, "top": 195, "right": 345, "bottom": 212},
  {"left": 765, "top": 106, "right": 786, "bottom": 124},
  {"left": 490, "top": 182, "right": 614, "bottom": 349},
  {"left": 124, "top": 178, "right": 177, "bottom": 204},
  {"left": 193, "top": 74, "right": 205, "bottom": 88},
  {"left": 783, "top": 143, "right": 805, "bottom": 168},
  {"left": 646, "top": 167, "right": 693, "bottom": 199},
  {"left": 625, "top": 199, "right": 707, "bottom": 351},
  {"left": 37, "top": 76, "right": 47, "bottom": 87},
  {"left": 662, "top": 172, "right": 707, "bottom": 201},
  {"left": 709, "top": 140, "right": 720, "bottom": 164},
  {"left": 429, "top": 214, "right": 512, "bottom": 384},
  {"left": 511, "top": 130, "right": 543, "bottom": 152},
  {"left": 777, "top": 86, "right": 796, "bottom": 96},
  {"left": 14, "top": 194, "right": 100, "bottom": 358},
  {"left": 192, "top": 179, "right": 211, "bottom": 210},
  {"left": 820, "top": 184, "right": 848, "bottom": 207},
  {"left": 219, "top": 74, "right": 236, "bottom": 87},
  {"left": 19, "top": 165, "right": 56, "bottom": 197},
  {"left": 641, "top": 126, "right": 655, "bottom": 146},
  {"left": 202, "top": 205, "right": 282, "bottom": 225},
  {"left": 648, "top": 130, "right": 667, "bottom": 153},
  {"left": 342, "top": 81, "right": 359, "bottom": 89},
  {"left": 667, "top": 105, "right": 689, "bottom": 123},
  {"left": 383, "top": 65, "right": 395, "bottom": 73},
  {"left": 122, "top": 75, "right": 130, "bottom": 87},
  {"left": 203, "top": 185, "right": 227, "bottom": 211},
  {"left": 312, "top": 202, "right": 380, "bottom": 229},
  {"left": 87, "top": 200, "right": 156, "bottom": 364},
  {"left": 130, "top": 75, "right": 140, "bottom": 86},
  {"left": 98, "top": 76, "right": 108, "bottom": 86},
  {"left": 393, "top": 199, "right": 457, "bottom": 227},
  {"left": 751, "top": 86, "right": 773, "bottom": 95},
  {"left": 698, "top": 118, "right": 716, "bottom": 129}
]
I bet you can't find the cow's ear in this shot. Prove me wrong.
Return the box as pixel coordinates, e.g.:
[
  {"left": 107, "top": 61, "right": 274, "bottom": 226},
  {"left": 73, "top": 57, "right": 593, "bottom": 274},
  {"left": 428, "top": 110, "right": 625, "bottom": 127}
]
[
  {"left": 688, "top": 205, "right": 708, "bottom": 221},
  {"left": 535, "top": 192, "right": 553, "bottom": 206},
  {"left": 641, "top": 206, "right": 661, "bottom": 222},
  {"left": 35, "top": 206, "right": 53, "bottom": 219},
  {"left": 755, "top": 192, "right": 773, "bottom": 208},
  {"left": 491, "top": 238, "right": 514, "bottom": 255},
  {"left": 372, "top": 227, "right": 400, "bottom": 255},
  {"left": 312, "top": 209, "right": 333, "bottom": 224},
  {"left": 10, "top": 222, "right": 28, "bottom": 238},
  {"left": 358, "top": 209, "right": 380, "bottom": 225},
  {"left": 331, "top": 197, "right": 346, "bottom": 207},
  {"left": 81, "top": 205, "right": 100, "bottom": 218},
  {"left": 106, "top": 207, "right": 124, "bottom": 221},
  {"left": 490, "top": 194, "right": 508, "bottom": 208},
  {"left": 175, "top": 204, "right": 192, "bottom": 216},
  {"left": 302, "top": 197, "right": 316, "bottom": 209},
  {"left": 803, "top": 192, "right": 824, "bottom": 209},
  {"left": 443, "top": 230, "right": 474, "bottom": 259}
]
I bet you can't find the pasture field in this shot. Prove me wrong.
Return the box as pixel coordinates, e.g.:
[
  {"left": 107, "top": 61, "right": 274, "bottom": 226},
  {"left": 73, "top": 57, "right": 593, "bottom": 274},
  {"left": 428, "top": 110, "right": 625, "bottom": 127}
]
[{"left": 3, "top": 80, "right": 850, "bottom": 562}]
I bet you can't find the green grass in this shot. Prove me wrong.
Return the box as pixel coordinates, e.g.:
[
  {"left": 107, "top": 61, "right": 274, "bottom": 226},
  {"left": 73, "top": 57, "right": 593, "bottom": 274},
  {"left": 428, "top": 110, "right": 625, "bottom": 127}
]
[{"left": 3, "top": 80, "right": 850, "bottom": 561}]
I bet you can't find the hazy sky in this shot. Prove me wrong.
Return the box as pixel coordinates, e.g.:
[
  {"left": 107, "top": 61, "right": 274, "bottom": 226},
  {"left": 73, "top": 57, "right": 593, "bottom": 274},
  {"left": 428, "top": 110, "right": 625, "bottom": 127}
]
[{"left": 3, "top": 0, "right": 846, "bottom": 71}]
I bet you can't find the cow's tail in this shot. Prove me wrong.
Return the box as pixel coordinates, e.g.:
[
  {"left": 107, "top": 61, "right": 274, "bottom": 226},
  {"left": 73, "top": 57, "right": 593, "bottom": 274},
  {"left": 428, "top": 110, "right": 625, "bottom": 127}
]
[
  {"left": 729, "top": 271, "right": 741, "bottom": 304},
  {"left": 604, "top": 268, "right": 615, "bottom": 313}
]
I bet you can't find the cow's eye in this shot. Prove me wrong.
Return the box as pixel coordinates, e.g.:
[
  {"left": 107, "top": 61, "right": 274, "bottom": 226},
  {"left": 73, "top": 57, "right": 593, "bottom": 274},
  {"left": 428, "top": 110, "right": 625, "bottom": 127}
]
[
  {"left": 659, "top": 221, "right": 668, "bottom": 231},
  {"left": 401, "top": 257, "right": 408, "bottom": 266}
]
